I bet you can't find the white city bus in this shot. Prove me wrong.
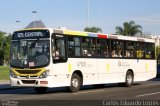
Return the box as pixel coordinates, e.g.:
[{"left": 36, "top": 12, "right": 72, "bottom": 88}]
[{"left": 10, "top": 28, "right": 156, "bottom": 93}]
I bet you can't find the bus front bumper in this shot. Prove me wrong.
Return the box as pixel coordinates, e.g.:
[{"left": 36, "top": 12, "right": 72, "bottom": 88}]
[{"left": 10, "top": 76, "right": 53, "bottom": 87}]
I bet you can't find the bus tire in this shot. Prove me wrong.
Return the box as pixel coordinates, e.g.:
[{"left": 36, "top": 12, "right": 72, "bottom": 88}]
[
  {"left": 125, "top": 71, "right": 134, "bottom": 87},
  {"left": 69, "top": 73, "right": 81, "bottom": 93},
  {"left": 34, "top": 87, "right": 48, "bottom": 94}
]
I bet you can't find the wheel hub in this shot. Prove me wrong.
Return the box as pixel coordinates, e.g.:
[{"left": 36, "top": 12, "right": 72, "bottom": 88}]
[
  {"left": 127, "top": 75, "right": 132, "bottom": 84},
  {"left": 72, "top": 78, "right": 79, "bottom": 88}
]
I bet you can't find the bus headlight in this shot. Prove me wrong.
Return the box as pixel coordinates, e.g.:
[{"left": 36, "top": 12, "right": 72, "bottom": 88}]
[
  {"left": 46, "top": 69, "right": 51, "bottom": 75},
  {"left": 39, "top": 71, "right": 47, "bottom": 78},
  {"left": 10, "top": 70, "right": 17, "bottom": 78}
]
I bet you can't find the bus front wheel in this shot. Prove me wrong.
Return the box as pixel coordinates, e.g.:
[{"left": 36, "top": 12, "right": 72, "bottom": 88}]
[
  {"left": 69, "top": 73, "right": 82, "bottom": 93},
  {"left": 34, "top": 87, "right": 48, "bottom": 94},
  {"left": 125, "top": 71, "right": 134, "bottom": 87}
]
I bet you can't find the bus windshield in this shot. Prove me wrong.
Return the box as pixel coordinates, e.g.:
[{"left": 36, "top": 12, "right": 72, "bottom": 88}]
[{"left": 10, "top": 39, "right": 50, "bottom": 68}]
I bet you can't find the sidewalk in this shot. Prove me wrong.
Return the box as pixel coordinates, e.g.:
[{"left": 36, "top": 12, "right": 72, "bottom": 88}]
[{"left": 0, "top": 80, "right": 19, "bottom": 90}]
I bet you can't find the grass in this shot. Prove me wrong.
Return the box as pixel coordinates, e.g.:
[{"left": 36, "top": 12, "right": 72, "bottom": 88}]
[{"left": 0, "top": 66, "right": 10, "bottom": 80}]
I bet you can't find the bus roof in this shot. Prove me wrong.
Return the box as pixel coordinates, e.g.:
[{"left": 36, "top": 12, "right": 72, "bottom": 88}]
[
  {"left": 53, "top": 28, "right": 155, "bottom": 43},
  {"left": 14, "top": 28, "right": 155, "bottom": 43},
  {"left": 16, "top": 28, "right": 49, "bottom": 31}
]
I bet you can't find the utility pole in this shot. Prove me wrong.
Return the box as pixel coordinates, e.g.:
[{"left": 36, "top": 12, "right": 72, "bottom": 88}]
[{"left": 87, "top": 0, "right": 90, "bottom": 27}]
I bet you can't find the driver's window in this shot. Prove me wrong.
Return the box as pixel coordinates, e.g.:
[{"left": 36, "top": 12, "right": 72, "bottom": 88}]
[{"left": 52, "top": 35, "right": 67, "bottom": 63}]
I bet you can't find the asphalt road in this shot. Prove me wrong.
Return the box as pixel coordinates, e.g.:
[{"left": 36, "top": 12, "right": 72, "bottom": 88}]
[{"left": 0, "top": 78, "right": 160, "bottom": 106}]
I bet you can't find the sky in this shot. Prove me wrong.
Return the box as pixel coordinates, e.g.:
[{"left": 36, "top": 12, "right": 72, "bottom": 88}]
[{"left": 0, "top": 0, "right": 160, "bottom": 35}]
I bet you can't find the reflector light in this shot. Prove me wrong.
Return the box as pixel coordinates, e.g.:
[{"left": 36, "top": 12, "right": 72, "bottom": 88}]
[{"left": 40, "top": 81, "right": 48, "bottom": 84}]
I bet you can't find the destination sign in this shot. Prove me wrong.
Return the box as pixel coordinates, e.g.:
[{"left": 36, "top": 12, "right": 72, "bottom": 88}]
[{"left": 12, "top": 30, "right": 50, "bottom": 40}]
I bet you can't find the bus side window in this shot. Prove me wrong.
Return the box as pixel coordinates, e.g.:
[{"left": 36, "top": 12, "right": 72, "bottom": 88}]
[
  {"left": 52, "top": 46, "right": 59, "bottom": 59},
  {"left": 68, "top": 37, "right": 81, "bottom": 57},
  {"left": 88, "top": 38, "right": 96, "bottom": 56},
  {"left": 68, "top": 37, "right": 75, "bottom": 57},
  {"left": 111, "top": 50, "right": 117, "bottom": 57},
  {"left": 145, "top": 43, "right": 155, "bottom": 59},
  {"left": 74, "top": 37, "right": 81, "bottom": 56},
  {"left": 103, "top": 45, "right": 109, "bottom": 57},
  {"left": 136, "top": 49, "right": 143, "bottom": 58},
  {"left": 52, "top": 39, "right": 60, "bottom": 60},
  {"left": 136, "top": 42, "right": 145, "bottom": 58},
  {"left": 52, "top": 35, "right": 67, "bottom": 63},
  {"left": 124, "top": 41, "right": 135, "bottom": 58},
  {"left": 82, "top": 38, "right": 89, "bottom": 56},
  {"left": 100, "top": 39, "right": 110, "bottom": 57},
  {"left": 111, "top": 40, "right": 123, "bottom": 58}
]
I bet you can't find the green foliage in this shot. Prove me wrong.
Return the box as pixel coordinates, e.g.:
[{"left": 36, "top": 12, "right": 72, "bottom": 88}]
[
  {"left": 84, "top": 26, "right": 102, "bottom": 33},
  {"left": 116, "top": 21, "right": 142, "bottom": 36},
  {"left": 0, "top": 66, "right": 10, "bottom": 80},
  {"left": 4, "top": 35, "right": 11, "bottom": 65},
  {"left": 156, "top": 46, "right": 160, "bottom": 59},
  {"left": 0, "top": 31, "right": 11, "bottom": 65}
]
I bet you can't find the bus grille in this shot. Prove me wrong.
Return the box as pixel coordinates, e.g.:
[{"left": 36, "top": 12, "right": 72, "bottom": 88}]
[
  {"left": 16, "top": 70, "right": 41, "bottom": 74},
  {"left": 21, "top": 80, "right": 36, "bottom": 84}
]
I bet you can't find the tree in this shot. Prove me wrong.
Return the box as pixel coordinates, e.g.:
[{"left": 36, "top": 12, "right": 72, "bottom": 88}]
[
  {"left": 84, "top": 26, "right": 102, "bottom": 33},
  {"left": 4, "top": 34, "right": 11, "bottom": 65},
  {"left": 0, "top": 31, "right": 5, "bottom": 65},
  {"left": 156, "top": 46, "right": 160, "bottom": 59},
  {"left": 0, "top": 31, "right": 11, "bottom": 65},
  {"left": 115, "top": 21, "right": 142, "bottom": 36}
]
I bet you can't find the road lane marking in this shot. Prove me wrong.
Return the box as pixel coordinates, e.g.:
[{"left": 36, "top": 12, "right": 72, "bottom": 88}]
[
  {"left": 74, "top": 89, "right": 105, "bottom": 94},
  {"left": 20, "top": 93, "right": 70, "bottom": 100},
  {"left": 136, "top": 92, "right": 160, "bottom": 97},
  {"left": 20, "top": 90, "right": 105, "bottom": 100}
]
